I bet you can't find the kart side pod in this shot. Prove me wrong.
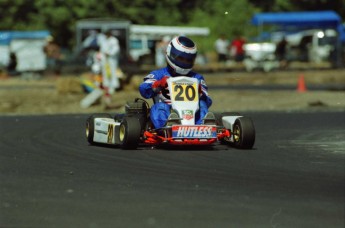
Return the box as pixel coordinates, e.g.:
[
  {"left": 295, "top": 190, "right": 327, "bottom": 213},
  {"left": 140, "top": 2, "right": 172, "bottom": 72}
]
[
  {"left": 86, "top": 115, "right": 121, "bottom": 145},
  {"left": 86, "top": 114, "right": 142, "bottom": 149}
]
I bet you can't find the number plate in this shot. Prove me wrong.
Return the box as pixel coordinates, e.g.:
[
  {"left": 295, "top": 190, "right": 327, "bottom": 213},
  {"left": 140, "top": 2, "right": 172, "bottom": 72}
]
[{"left": 170, "top": 81, "right": 198, "bottom": 102}]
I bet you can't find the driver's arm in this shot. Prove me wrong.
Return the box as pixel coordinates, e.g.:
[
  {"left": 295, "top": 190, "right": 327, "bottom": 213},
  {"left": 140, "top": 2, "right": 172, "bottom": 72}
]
[
  {"left": 139, "top": 74, "right": 167, "bottom": 99},
  {"left": 198, "top": 77, "right": 213, "bottom": 108}
]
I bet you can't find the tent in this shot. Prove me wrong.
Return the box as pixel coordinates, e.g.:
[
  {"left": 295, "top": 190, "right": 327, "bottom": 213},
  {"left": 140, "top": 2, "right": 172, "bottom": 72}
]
[
  {"left": 251, "top": 11, "right": 341, "bottom": 29},
  {"left": 251, "top": 11, "right": 344, "bottom": 66},
  {"left": 0, "top": 30, "right": 50, "bottom": 71},
  {"left": 0, "top": 30, "right": 50, "bottom": 45},
  {"left": 251, "top": 11, "right": 345, "bottom": 42}
]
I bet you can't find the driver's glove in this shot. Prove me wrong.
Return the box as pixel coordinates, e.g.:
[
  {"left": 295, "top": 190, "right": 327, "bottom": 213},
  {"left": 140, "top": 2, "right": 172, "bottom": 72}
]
[{"left": 152, "top": 76, "right": 169, "bottom": 93}]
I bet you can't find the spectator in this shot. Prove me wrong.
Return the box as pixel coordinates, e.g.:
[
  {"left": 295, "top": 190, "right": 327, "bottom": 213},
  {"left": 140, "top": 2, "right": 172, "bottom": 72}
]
[
  {"left": 229, "top": 35, "right": 246, "bottom": 62},
  {"left": 275, "top": 37, "right": 289, "bottom": 68},
  {"left": 82, "top": 29, "right": 100, "bottom": 51},
  {"left": 299, "top": 36, "right": 310, "bottom": 62},
  {"left": 214, "top": 34, "right": 229, "bottom": 63},
  {"left": 82, "top": 30, "right": 101, "bottom": 68},
  {"left": 99, "top": 30, "right": 121, "bottom": 101},
  {"left": 91, "top": 48, "right": 102, "bottom": 77},
  {"left": 43, "top": 36, "right": 62, "bottom": 75},
  {"left": 7, "top": 52, "right": 18, "bottom": 76}
]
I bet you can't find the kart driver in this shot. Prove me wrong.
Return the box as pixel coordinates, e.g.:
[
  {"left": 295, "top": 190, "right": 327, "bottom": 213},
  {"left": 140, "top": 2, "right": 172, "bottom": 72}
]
[{"left": 139, "top": 36, "right": 214, "bottom": 128}]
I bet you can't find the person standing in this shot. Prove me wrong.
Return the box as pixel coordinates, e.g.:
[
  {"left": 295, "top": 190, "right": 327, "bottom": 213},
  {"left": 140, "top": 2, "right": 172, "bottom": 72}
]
[
  {"left": 275, "top": 36, "right": 289, "bottom": 68},
  {"left": 214, "top": 34, "right": 229, "bottom": 63},
  {"left": 229, "top": 35, "right": 246, "bottom": 62},
  {"left": 99, "top": 30, "right": 120, "bottom": 96},
  {"left": 7, "top": 52, "right": 18, "bottom": 76}
]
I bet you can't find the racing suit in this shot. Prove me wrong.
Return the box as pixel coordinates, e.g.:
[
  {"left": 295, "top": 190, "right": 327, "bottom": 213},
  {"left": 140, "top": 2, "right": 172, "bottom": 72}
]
[{"left": 139, "top": 66, "right": 212, "bottom": 128}]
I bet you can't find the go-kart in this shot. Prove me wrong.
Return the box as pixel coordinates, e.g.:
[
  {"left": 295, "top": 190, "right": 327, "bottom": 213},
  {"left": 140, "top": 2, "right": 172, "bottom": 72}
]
[{"left": 86, "top": 76, "right": 255, "bottom": 149}]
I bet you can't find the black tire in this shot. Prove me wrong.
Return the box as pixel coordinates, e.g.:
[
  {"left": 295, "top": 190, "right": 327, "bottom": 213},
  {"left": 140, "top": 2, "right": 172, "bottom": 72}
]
[
  {"left": 86, "top": 113, "right": 112, "bottom": 145},
  {"left": 119, "top": 117, "right": 142, "bottom": 150},
  {"left": 232, "top": 117, "right": 255, "bottom": 149}
]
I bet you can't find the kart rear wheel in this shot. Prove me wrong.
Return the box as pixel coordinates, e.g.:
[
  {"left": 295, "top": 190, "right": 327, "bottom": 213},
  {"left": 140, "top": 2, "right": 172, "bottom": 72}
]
[
  {"left": 232, "top": 117, "right": 255, "bottom": 149},
  {"left": 119, "top": 117, "right": 141, "bottom": 149},
  {"left": 86, "top": 113, "right": 112, "bottom": 145}
]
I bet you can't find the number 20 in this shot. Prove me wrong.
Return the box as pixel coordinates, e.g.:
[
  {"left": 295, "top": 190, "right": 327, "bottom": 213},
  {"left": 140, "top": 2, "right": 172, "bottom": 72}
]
[{"left": 174, "top": 85, "right": 196, "bottom": 101}]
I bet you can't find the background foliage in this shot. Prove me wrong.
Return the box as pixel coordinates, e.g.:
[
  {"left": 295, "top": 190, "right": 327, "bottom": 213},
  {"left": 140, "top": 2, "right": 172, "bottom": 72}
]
[{"left": 0, "top": 0, "right": 344, "bottom": 52}]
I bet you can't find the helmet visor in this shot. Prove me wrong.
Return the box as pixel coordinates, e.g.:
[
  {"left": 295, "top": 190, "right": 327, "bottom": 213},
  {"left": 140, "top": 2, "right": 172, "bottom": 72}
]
[{"left": 169, "top": 48, "right": 196, "bottom": 69}]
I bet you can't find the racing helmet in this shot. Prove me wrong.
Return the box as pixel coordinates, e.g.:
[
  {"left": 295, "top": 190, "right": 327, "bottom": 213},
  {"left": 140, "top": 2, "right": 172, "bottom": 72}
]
[{"left": 166, "top": 36, "right": 197, "bottom": 75}]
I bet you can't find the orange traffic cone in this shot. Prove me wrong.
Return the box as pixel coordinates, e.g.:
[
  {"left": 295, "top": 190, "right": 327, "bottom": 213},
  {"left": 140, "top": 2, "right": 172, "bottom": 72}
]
[{"left": 297, "top": 74, "right": 307, "bottom": 92}]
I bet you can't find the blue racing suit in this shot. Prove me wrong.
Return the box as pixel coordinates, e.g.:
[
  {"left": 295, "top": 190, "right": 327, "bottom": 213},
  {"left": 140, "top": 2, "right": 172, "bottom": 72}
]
[{"left": 139, "top": 67, "right": 212, "bottom": 128}]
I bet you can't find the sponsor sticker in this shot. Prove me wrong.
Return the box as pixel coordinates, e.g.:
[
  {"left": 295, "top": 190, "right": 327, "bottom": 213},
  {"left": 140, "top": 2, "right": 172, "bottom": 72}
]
[
  {"left": 172, "top": 126, "right": 217, "bottom": 138},
  {"left": 107, "top": 124, "right": 114, "bottom": 143},
  {"left": 182, "top": 110, "right": 194, "bottom": 120}
]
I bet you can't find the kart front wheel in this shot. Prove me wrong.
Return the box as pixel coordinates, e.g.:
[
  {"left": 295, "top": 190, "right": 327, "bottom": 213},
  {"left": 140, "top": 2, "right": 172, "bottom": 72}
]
[
  {"left": 119, "top": 117, "right": 141, "bottom": 149},
  {"left": 232, "top": 117, "right": 255, "bottom": 149},
  {"left": 86, "top": 113, "right": 112, "bottom": 145}
]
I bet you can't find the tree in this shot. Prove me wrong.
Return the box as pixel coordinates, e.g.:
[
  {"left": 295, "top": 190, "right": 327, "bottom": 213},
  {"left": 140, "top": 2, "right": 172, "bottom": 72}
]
[
  {"left": 0, "top": 0, "right": 343, "bottom": 52},
  {"left": 186, "top": 0, "right": 256, "bottom": 53}
]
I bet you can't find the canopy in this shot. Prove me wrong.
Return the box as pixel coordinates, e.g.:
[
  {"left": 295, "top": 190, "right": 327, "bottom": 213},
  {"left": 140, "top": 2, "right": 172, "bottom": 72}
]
[
  {"left": 0, "top": 30, "right": 50, "bottom": 45},
  {"left": 251, "top": 11, "right": 345, "bottom": 43},
  {"left": 251, "top": 11, "right": 344, "bottom": 67},
  {"left": 251, "top": 11, "right": 341, "bottom": 29}
]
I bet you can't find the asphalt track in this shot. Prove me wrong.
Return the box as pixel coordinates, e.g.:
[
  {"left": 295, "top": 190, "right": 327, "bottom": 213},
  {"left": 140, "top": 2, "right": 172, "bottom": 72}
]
[{"left": 0, "top": 111, "right": 344, "bottom": 228}]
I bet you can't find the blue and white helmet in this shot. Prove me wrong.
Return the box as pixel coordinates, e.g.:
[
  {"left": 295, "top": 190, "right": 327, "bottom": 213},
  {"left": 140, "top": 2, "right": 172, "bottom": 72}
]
[{"left": 166, "top": 36, "right": 197, "bottom": 75}]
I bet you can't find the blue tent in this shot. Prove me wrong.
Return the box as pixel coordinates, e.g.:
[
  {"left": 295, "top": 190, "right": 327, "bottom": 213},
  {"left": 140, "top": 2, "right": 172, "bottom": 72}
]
[
  {"left": 251, "top": 11, "right": 344, "bottom": 42},
  {"left": 251, "top": 11, "right": 344, "bottom": 66},
  {"left": 251, "top": 11, "right": 341, "bottom": 28},
  {"left": 0, "top": 30, "right": 50, "bottom": 45}
]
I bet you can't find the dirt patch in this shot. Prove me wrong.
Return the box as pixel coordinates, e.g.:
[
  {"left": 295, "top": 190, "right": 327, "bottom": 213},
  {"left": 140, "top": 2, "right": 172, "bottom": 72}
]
[{"left": 0, "top": 69, "right": 344, "bottom": 115}]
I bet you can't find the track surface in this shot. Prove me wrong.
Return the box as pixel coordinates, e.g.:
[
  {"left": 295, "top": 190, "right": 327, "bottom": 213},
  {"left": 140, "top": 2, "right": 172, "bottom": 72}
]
[{"left": 1, "top": 112, "right": 344, "bottom": 228}]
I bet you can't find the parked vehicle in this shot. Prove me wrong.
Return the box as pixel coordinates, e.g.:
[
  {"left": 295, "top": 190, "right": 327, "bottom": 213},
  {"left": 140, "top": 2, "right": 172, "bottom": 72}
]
[
  {"left": 76, "top": 19, "right": 209, "bottom": 66},
  {"left": 245, "top": 11, "right": 344, "bottom": 71},
  {"left": 243, "top": 29, "right": 337, "bottom": 71}
]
